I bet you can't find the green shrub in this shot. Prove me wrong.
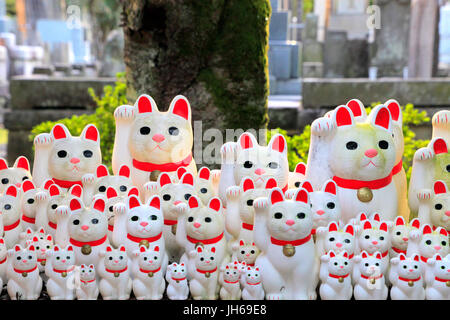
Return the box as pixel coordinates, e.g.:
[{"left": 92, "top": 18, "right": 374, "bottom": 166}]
[{"left": 30, "top": 73, "right": 127, "bottom": 169}]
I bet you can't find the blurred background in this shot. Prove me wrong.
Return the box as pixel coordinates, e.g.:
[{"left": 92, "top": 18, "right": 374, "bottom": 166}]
[{"left": 0, "top": 0, "right": 448, "bottom": 173}]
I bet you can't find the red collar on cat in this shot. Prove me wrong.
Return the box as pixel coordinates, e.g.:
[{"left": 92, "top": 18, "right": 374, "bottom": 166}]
[
  {"left": 224, "top": 279, "right": 240, "bottom": 284},
  {"left": 14, "top": 265, "right": 38, "bottom": 274},
  {"left": 242, "top": 223, "right": 253, "bottom": 231},
  {"left": 132, "top": 154, "right": 192, "bottom": 172},
  {"left": 108, "top": 224, "right": 114, "bottom": 231},
  {"left": 196, "top": 266, "right": 217, "bottom": 275},
  {"left": 37, "top": 258, "right": 46, "bottom": 264},
  {"left": 435, "top": 276, "right": 450, "bottom": 283},
  {"left": 187, "top": 232, "right": 224, "bottom": 245},
  {"left": 105, "top": 266, "right": 128, "bottom": 274},
  {"left": 391, "top": 160, "right": 403, "bottom": 176},
  {"left": 398, "top": 276, "right": 421, "bottom": 283},
  {"left": 0, "top": 257, "right": 7, "bottom": 264},
  {"left": 361, "top": 273, "right": 383, "bottom": 280},
  {"left": 48, "top": 221, "right": 57, "bottom": 230},
  {"left": 21, "top": 214, "right": 35, "bottom": 224},
  {"left": 4, "top": 219, "right": 20, "bottom": 231},
  {"left": 53, "top": 266, "right": 75, "bottom": 274},
  {"left": 164, "top": 219, "right": 177, "bottom": 226},
  {"left": 69, "top": 235, "right": 107, "bottom": 247},
  {"left": 52, "top": 178, "right": 82, "bottom": 189},
  {"left": 392, "top": 247, "right": 407, "bottom": 255},
  {"left": 329, "top": 273, "right": 350, "bottom": 280},
  {"left": 140, "top": 266, "right": 161, "bottom": 274},
  {"left": 246, "top": 281, "right": 261, "bottom": 285},
  {"left": 127, "top": 232, "right": 162, "bottom": 244},
  {"left": 332, "top": 173, "right": 393, "bottom": 190},
  {"left": 172, "top": 276, "right": 186, "bottom": 281},
  {"left": 81, "top": 279, "right": 96, "bottom": 284},
  {"left": 270, "top": 233, "right": 312, "bottom": 247}
]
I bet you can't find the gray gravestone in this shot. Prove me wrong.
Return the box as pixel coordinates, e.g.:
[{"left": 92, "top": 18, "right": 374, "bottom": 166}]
[{"left": 323, "top": 31, "right": 348, "bottom": 78}]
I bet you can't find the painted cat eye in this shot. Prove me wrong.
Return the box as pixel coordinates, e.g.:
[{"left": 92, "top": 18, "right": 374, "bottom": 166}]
[
  {"left": 140, "top": 127, "right": 151, "bottom": 135},
  {"left": 57, "top": 150, "right": 67, "bottom": 158},
  {"left": 346, "top": 141, "right": 358, "bottom": 150}
]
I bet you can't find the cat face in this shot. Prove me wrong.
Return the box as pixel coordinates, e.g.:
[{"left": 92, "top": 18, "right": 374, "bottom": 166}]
[
  {"left": 67, "top": 198, "right": 107, "bottom": 242},
  {"left": 330, "top": 105, "right": 396, "bottom": 180},
  {"left": 104, "top": 187, "right": 139, "bottom": 227},
  {"left": 430, "top": 181, "right": 450, "bottom": 231},
  {"left": 195, "top": 167, "right": 216, "bottom": 205},
  {"left": 128, "top": 95, "right": 192, "bottom": 164},
  {"left": 266, "top": 188, "right": 313, "bottom": 241},
  {"left": 358, "top": 220, "right": 391, "bottom": 254},
  {"left": 0, "top": 185, "right": 21, "bottom": 226},
  {"left": 395, "top": 254, "right": 422, "bottom": 279},
  {"left": 390, "top": 216, "right": 412, "bottom": 251},
  {"left": 244, "top": 266, "right": 261, "bottom": 285},
  {"left": 21, "top": 180, "right": 38, "bottom": 218},
  {"left": 29, "top": 234, "right": 53, "bottom": 260},
  {"left": 417, "top": 225, "right": 449, "bottom": 258},
  {"left": 102, "top": 245, "right": 128, "bottom": 270},
  {"left": 0, "top": 157, "right": 31, "bottom": 193},
  {"left": 49, "top": 245, "right": 75, "bottom": 270},
  {"left": 10, "top": 244, "right": 37, "bottom": 271},
  {"left": 94, "top": 165, "right": 132, "bottom": 198},
  {"left": 126, "top": 195, "right": 163, "bottom": 238},
  {"left": 158, "top": 172, "right": 195, "bottom": 220},
  {"left": 48, "top": 124, "right": 101, "bottom": 181},
  {"left": 168, "top": 262, "right": 186, "bottom": 279},
  {"left": 223, "top": 263, "right": 240, "bottom": 282},
  {"left": 428, "top": 254, "right": 450, "bottom": 280},
  {"left": 303, "top": 180, "right": 340, "bottom": 228},
  {"left": 186, "top": 197, "right": 224, "bottom": 240},
  {"left": 234, "top": 133, "right": 289, "bottom": 189},
  {"left": 288, "top": 162, "right": 306, "bottom": 189},
  {"left": 429, "top": 138, "right": 450, "bottom": 186},
  {"left": 47, "top": 184, "right": 83, "bottom": 224},
  {"left": 80, "top": 264, "right": 96, "bottom": 281},
  {"left": 236, "top": 240, "right": 260, "bottom": 266},
  {"left": 323, "top": 222, "right": 355, "bottom": 255},
  {"left": 239, "top": 177, "right": 275, "bottom": 225},
  {"left": 135, "top": 245, "right": 162, "bottom": 270},
  {"left": 355, "top": 251, "right": 384, "bottom": 276},
  {"left": 194, "top": 246, "right": 217, "bottom": 270},
  {"left": 323, "top": 250, "right": 352, "bottom": 276},
  {"left": 0, "top": 238, "right": 6, "bottom": 260}
]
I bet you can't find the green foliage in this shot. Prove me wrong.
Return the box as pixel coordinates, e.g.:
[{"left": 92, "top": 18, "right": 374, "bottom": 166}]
[
  {"left": 6, "top": 0, "right": 16, "bottom": 16},
  {"left": 303, "top": 0, "right": 314, "bottom": 19},
  {"left": 30, "top": 73, "right": 127, "bottom": 169}
]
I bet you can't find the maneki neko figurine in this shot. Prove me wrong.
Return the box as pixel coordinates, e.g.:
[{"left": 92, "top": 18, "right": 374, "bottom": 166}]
[
  {"left": 253, "top": 187, "right": 318, "bottom": 300},
  {"left": 425, "top": 253, "right": 450, "bottom": 300},
  {"left": 288, "top": 162, "right": 307, "bottom": 189},
  {"left": 0, "top": 185, "right": 23, "bottom": 248},
  {"left": 45, "top": 245, "right": 76, "bottom": 300},
  {"left": 306, "top": 104, "right": 398, "bottom": 222},
  {"left": 32, "top": 123, "right": 101, "bottom": 190},
  {"left": 319, "top": 250, "right": 353, "bottom": 300},
  {"left": 0, "top": 238, "right": 7, "bottom": 288},
  {"left": 76, "top": 264, "right": 99, "bottom": 300},
  {"left": 218, "top": 132, "right": 289, "bottom": 206},
  {"left": 417, "top": 180, "right": 450, "bottom": 232},
  {"left": 0, "top": 156, "right": 31, "bottom": 193},
  {"left": 389, "top": 253, "right": 425, "bottom": 300},
  {"left": 353, "top": 251, "right": 388, "bottom": 300},
  {"left": 389, "top": 216, "right": 418, "bottom": 259},
  {"left": 112, "top": 94, "right": 196, "bottom": 194},
  {"left": 189, "top": 245, "right": 219, "bottom": 300},
  {"left": 315, "top": 221, "right": 355, "bottom": 260},
  {"left": 166, "top": 262, "right": 189, "bottom": 300}
]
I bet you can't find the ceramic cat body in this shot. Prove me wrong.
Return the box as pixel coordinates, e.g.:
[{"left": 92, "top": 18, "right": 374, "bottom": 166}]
[
  {"left": 45, "top": 245, "right": 76, "bottom": 300},
  {"left": 425, "top": 253, "right": 450, "bottom": 300},
  {"left": 389, "top": 253, "right": 425, "bottom": 300},
  {"left": 219, "top": 262, "right": 241, "bottom": 300},
  {"left": 0, "top": 238, "right": 7, "bottom": 287},
  {"left": 417, "top": 180, "right": 450, "bottom": 231},
  {"left": 76, "top": 264, "right": 99, "bottom": 300},
  {"left": 0, "top": 185, "right": 23, "bottom": 248},
  {"left": 353, "top": 251, "right": 388, "bottom": 300},
  {"left": 241, "top": 266, "right": 264, "bottom": 300},
  {"left": 0, "top": 156, "right": 31, "bottom": 193},
  {"left": 112, "top": 94, "right": 196, "bottom": 195},
  {"left": 319, "top": 250, "right": 353, "bottom": 300},
  {"left": 189, "top": 246, "right": 219, "bottom": 300},
  {"left": 132, "top": 245, "right": 165, "bottom": 300},
  {"left": 6, "top": 244, "right": 43, "bottom": 300},
  {"left": 253, "top": 188, "right": 318, "bottom": 300},
  {"left": 166, "top": 262, "right": 189, "bottom": 300},
  {"left": 33, "top": 123, "right": 101, "bottom": 190}
]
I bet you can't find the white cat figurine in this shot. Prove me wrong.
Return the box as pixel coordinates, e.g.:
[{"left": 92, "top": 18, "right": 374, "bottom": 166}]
[
  {"left": 166, "top": 262, "right": 189, "bottom": 300},
  {"left": 132, "top": 245, "right": 165, "bottom": 300},
  {"left": 417, "top": 180, "right": 450, "bottom": 231},
  {"left": 288, "top": 162, "right": 306, "bottom": 189},
  {"left": 219, "top": 262, "right": 241, "bottom": 300},
  {"left": 0, "top": 185, "right": 23, "bottom": 248},
  {"left": 0, "top": 156, "right": 31, "bottom": 193},
  {"left": 315, "top": 221, "right": 356, "bottom": 259},
  {"left": 241, "top": 266, "right": 264, "bottom": 300},
  {"left": 425, "top": 253, "right": 450, "bottom": 300},
  {"left": 189, "top": 245, "right": 219, "bottom": 300},
  {"left": 76, "top": 264, "right": 99, "bottom": 300},
  {"left": 390, "top": 216, "right": 418, "bottom": 258},
  {"left": 0, "top": 238, "right": 7, "bottom": 288},
  {"left": 353, "top": 251, "right": 388, "bottom": 300},
  {"left": 45, "top": 245, "right": 76, "bottom": 300},
  {"left": 232, "top": 239, "right": 260, "bottom": 267},
  {"left": 389, "top": 253, "right": 425, "bottom": 300},
  {"left": 319, "top": 250, "right": 352, "bottom": 300}
]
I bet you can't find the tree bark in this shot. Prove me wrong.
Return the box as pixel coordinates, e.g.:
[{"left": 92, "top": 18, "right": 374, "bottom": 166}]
[{"left": 121, "top": 0, "right": 270, "bottom": 133}]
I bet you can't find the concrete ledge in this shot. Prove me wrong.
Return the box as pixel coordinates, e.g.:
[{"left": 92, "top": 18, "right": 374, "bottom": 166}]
[
  {"left": 302, "top": 77, "right": 450, "bottom": 108},
  {"left": 10, "top": 76, "right": 115, "bottom": 109}
]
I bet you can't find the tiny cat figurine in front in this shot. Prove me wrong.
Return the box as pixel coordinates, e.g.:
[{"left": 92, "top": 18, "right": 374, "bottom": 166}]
[
  {"left": 218, "top": 132, "right": 289, "bottom": 206},
  {"left": 253, "top": 187, "right": 318, "bottom": 300},
  {"left": 45, "top": 245, "right": 76, "bottom": 300},
  {"left": 132, "top": 245, "right": 165, "bottom": 300},
  {"left": 219, "top": 262, "right": 241, "bottom": 300},
  {"left": 112, "top": 94, "right": 196, "bottom": 194},
  {"left": 0, "top": 156, "right": 31, "bottom": 193},
  {"left": 32, "top": 123, "right": 101, "bottom": 190},
  {"left": 389, "top": 253, "right": 425, "bottom": 300},
  {"left": 55, "top": 197, "right": 109, "bottom": 268},
  {"left": 409, "top": 137, "right": 449, "bottom": 217},
  {"left": 0, "top": 185, "right": 23, "bottom": 248},
  {"left": 76, "top": 264, "right": 99, "bottom": 300},
  {"left": 0, "top": 238, "right": 7, "bottom": 288},
  {"left": 98, "top": 245, "right": 132, "bottom": 300},
  {"left": 6, "top": 244, "right": 42, "bottom": 300},
  {"left": 82, "top": 164, "right": 133, "bottom": 206},
  {"left": 189, "top": 246, "right": 219, "bottom": 300},
  {"left": 319, "top": 250, "right": 352, "bottom": 300},
  {"left": 241, "top": 266, "right": 264, "bottom": 300},
  {"left": 315, "top": 221, "right": 355, "bottom": 259},
  {"left": 166, "top": 262, "right": 189, "bottom": 300},
  {"left": 417, "top": 180, "right": 450, "bottom": 231},
  {"left": 288, "top": 162, "right": 306, "bottom": 189},
  {"left": 353, "top": 251, "right": 388, "bottom": 300},
  {"left": 232, "top": 240, "right": 260, "bottom": 267},
  {"left": 306, "top": 105, "right": 398, "bottom": 222},
  {"left": 425, "top": 253, "right": 450, "bottom": 300},
  {"left": 390, "top": 216, "right": 418, "bottom": 258}
]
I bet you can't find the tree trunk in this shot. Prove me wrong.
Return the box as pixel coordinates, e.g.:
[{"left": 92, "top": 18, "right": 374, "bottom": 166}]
[{"left": 121, "top": 0, "right": 270, "bottom": 135}]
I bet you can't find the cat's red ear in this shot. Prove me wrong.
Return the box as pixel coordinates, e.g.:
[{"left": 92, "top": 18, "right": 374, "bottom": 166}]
[
  {"left": 196, "top": 246, "right": 203, "bottom": 253},
  {"left": 439, "top": 228, "right": 448, "bottom": 237},
  {"left": 0, "top": 158, "right": 7, "bottom": 170},
  {"left": 14, "top": 245, "right": 21, "bottom": 252},
  {"left": 96, "top": 165, "right": 109, "bottom": 178},
  {"left": 361, "top": 251, "right": 368, "bottom": 259},
  {"left": 128, "top": 195, "right": 141, "bottom": 209},
  {"left": 15, "top": 156, "right": 30, "bottom": 171},
  {"left": 118, "top": 165, "right": 130, "bottom": 178},
  {"left": 106, "top": 187, "right": 118, "bottom": 199},
  {"left": 334, "top": 106, "right": 354, "bottom": 127},
  {"left": 270, "top": 188, "right": 284, "bottom": 205},
  {"left": 211, "top": 247, "right": 216, "bottom": 253},
  {"left": 301, "top": 181, "right": 313, "bottom": 193},
  {"left": 81, "top": 124, "right": 99, "bottom": 143},
  {"left": 242, "top": 177, "right": 255, "bottom": 192},
  {"left": 154, "top": 246, "right": 159, "bottom": 252},
  {"left": 238, "top": 133, "right": 255, "bottom": 150},
  {"left": 423, "top": 225, "right": 432, "bottom": 235},
  {"left": 345, "top": 224, "right": 354, "bottom": 236},
  {"left": 239, "top": 240, "right": 244, "bottom": 246},
  {"left": 38, "top": 228, "right": 45, "bottom": 234},
  {"left": 51, "top": 124, "right": 70, "bottom": 140},
  {"left": 346, "top": 99, "right": 365, "bottom": 118},
  {"left": 343, "top": 252, "right": 348, "bottom": 258},
  {"left": 0, "top": 238, "right": 4, "bottom": 244},
  {"left": 6, "top": 185, "right": 17, "bottom": 197},
  {"left": 149, "top": 196, "right": 160, "bottom": 210},
  {"left": 359, "top": 213, "right": 367, "bottom": 221},
  {"left": 67, "top": 245, "right": 73, "bottom": 252},
  {"left": 412, "top": 254, "right": 419, "bottom": 262},
  {"left": 106, "top": 246, "right": 113, "bottom": 252},
  {"left": 140, "top": 246, "right": 146, "bottom": 252},
  {"left": 49, "top": 184, "right": 60, "bottom": 197},
  {"left": 32, "top": 236, "right": 39, "bottom": 242},
  {"left": 128, "top": 187, "right": 139, "bottom": 197},
  {"left": 432, "top": 138, "right": 448, "bottom": 155},
  {"left": 268, "top": 134, "right": 287, "bottom": 154},
  {"left": 329, "top": 250, "right": 335, "bottom": 258},
  {"left": 43, "top": 179, "right": 54, "bottom": 190},
  {"left": 21, "top": 180, "right": 35, "bottom": 193},
  {"left": 395, "top": 216, "right": 405, "bottom": 226},
  {"left": 93, "top": 198, "right": 105, "bottom": 213},
  {"left": 208, "top": 198, "right": 221, "bottom": 212},
  {"left": 433, "top": 180, "right": 447, "bottom": 194},
  {"left": 295, "top": 162, "right": 306, "bottom": 175},
  {"left": 324, "top": 180, "right": 337, "bottom": 195},
  {"left": 177, "top": 167, "right": 187, "bottom": 180},
  {"left": 188, "top": 196, "right": 199, "bottom": 209},
  {"left": 70, "top": 198, "right": 83, "bottom": 212},
  {"left": 256, "top": 267, "right": 259, "bottom": 271},
  {"left": 385, "top": 99, "right": 401, "bottom": 122},
  {"left": 46, "top": 235, "right": 53, "bottom": 242},
  {"left": 375, "top": 252, "right": 382, "bottom": 260},
  {"left": 372, "top": 105, "right": 391, "bottom": 131},
  {"left": 399, "top": 253, "right": 406, "bottom": 261},
  {"left": 411, "top": 218, "right": 420, "bottom": 229},
  {"left": 435, "top": 254, "right": 442, "bottom": 261},
  {"left": 169, "top": 95, "right": 190, "bottom": 120},
  {"left": 136, "top": 94, "right": 155, "bottom": 114},
  {"left": 28, "top": 245, "right": 35, "bottom": 251},
  {"left": 379, "top": 222, "right": 388, "bottom": 232},
  {"left": 372, "top": 213, "right": 381, "bottom": 222},
  {"left": 265, "top": 178, "right": 277, "bottom": 189},
  {"left": 329, "top": 222, "right": 338, "bottom": 232},
  {"left": 198, "top": 167, "right": 210, "bottom": 180},
  {"left": 363, "top": 221, "right": 372, "bottom": 230},
  {"left": 158, "top": 173, "right": 172, "bottom": 188},
  {"left": 295, "top": 188, "right": 309, "bottom": 204},
  {"left": 70, "top": 185, "right": 82, "bottom": 198},
  {"left": 181, "top": 173, "right": 194, "bottom": 186},
  {"left": 119, "top": 245, "right": 126, "bottom": 252},
  {"left": 26, "top": 228, "right": 33, "bottom": 235}
]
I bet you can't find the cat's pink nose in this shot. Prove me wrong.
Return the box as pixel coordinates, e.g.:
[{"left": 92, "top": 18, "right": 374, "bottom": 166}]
[
  {"left": 140, "top": 222, "right": 149, "bottom": 227},
  {"left": 336, "top": 242, "right": 343, "bottom": 248},
  {"left": 445, "top": 211, "right": 450, "bottom": 217},
  {"left": 364, "top": 149, "right": 378, "bottom": 158},
  {"left": 372, "top": 240, "right": 378, "bottom": 245},
  {"left": 114, "top": 260, "right": 119, "bottom": 263},
  {"left": 194, "top": 222, "right": 201, "bottom": 228},
  {"left": 173, "top": 200, "right": 182, "bottom": 205},
  {"left": 316, "top": 210, "right": 325, "bottom": 216},
  {"left": 23, "top": 259, "right": 27, "bottom": 263},
  {"left": 409, "top": 269, "right": 413, "bottom": 272},
  {"left": 254, "top": 168, "right": 265, "bottom": 175},
  {"left": 340, "top": 266, "right": 343, "bottom": 269},
  {"left": 434, "top": 245, "right": 441, "bottom": 251},
  {"left": 81, "top": 225, "right": 89, "bottom": 231},
  {"left": 70, "top": 157, "right": 80, "bottom": 164},
  {"left": 152, "top": 134, "right": 165, "bottom": 143},
  {"left": 62, "top": 259, "right": 66, "bottom": 263},
  {"left": 403, "top": 237, "right": 408, "bottom": 241},
  {"left": 285, "top": 219, "right": 295, "bottom": 226}
]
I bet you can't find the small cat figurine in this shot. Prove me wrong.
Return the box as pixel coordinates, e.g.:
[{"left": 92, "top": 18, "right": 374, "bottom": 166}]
[
  {"left": 82, "top": 164, "right": 133, "bottom": 206},
  {"left": 241, "top": 266, "right": 264, "bottom": 300},
  {"left": 232, "top": 239, "right": 260, "bottom": 267},
  {"left": 166, "top": 262, "right": 189, "bottom": 300},
  {"left": 132, "top": 245, "right": 165, "bottom": 300},
  {"left": 219, "top": 262, "right": 241, "bottom": 300},
  {"left": 6, "top": 244, "right": 43, "bottom": 300},
  {"left": 112, "top": 94, "right": 196, "bottom": 194},
  {"left": 219, "top": 132, "right": 289, "bottom": 206},
  {"left": 319, "top": 250, "right": 353, "bottom": 300},
  {"left": 45, "top": 245, "right": 76, "bottom": 300},
  {"left": 389, "top": 216, "right": 418, "bottom": 258},
  {"left": 98, "top": 245, "right": 132, "bottom": 300},
  {"left": 0, "top": 156, "right": 31, "bottom": 193},
  {"left": 195, "top": 167, "right": 220, "bottom": 205},
  {"left": 389, "top": 253, "right": 425, "bottom": 300},
  {"left": 27, "top": 234, "right": 53, "bottom": 274},
  {"left": 20, "top": 180, "right": 40, "bottom": 230},
  {"left": 253, "top": 187, "right": 318, "bottom": 300},
  {"left": 315, "top": 221, "right": 355, "bottom": 259},
  {"left": 76, "top": 264, "right": 99, "bottom": 300},
  {"left": 189, "top": 246, "right": 219, "bottom": 300},
  {"left": 288, "top": 162, "right": 306, "bottom": 189},
  {"left": 353, "top": 251, "right": 388, "bottom": 300},
  {"left": 417, "top": 180, "right": 450, "bottom": 232},
  {"left": 0, "top": 185, "right": 23, "bottom": 248},
  {"left": 0, "top": 238, "right": 7, "bottom": 288},
  {"left": 32, "top": 123, "right": 101, "bottom": 190},
  {"left": 425, "top": 253, "right": 450, "bottom": 300}
]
